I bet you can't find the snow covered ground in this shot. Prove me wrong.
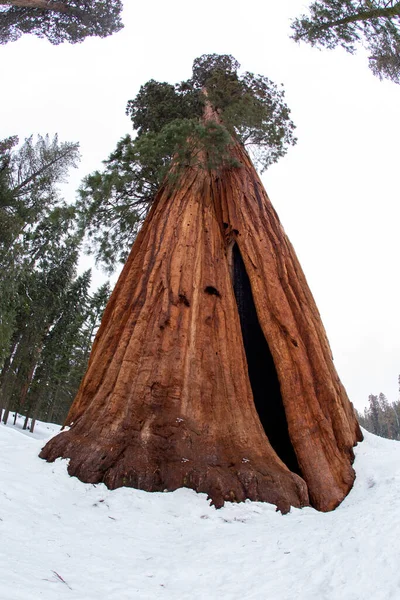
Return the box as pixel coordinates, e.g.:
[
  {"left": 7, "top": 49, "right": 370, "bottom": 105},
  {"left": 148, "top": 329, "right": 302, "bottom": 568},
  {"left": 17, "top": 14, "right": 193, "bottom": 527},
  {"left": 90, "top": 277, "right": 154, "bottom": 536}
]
[{"left": 1, "top": 416, "right": 400, "bottom": 600}]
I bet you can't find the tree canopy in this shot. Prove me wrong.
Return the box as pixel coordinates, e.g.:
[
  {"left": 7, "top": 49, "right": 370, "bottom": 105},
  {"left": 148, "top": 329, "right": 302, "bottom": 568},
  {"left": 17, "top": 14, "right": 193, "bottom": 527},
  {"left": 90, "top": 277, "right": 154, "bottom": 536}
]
[
  {"left": 0, "top": 0, "right": 123, "bottom": 44},
  {"left": 291, "top": 0, "right": 400, "bottom": 83},
  {"left": 0, "top": 133, "right": 80, "bottom": 254},
  {"left": 78, "top": 54, "right": 297, "bottom": 271}
]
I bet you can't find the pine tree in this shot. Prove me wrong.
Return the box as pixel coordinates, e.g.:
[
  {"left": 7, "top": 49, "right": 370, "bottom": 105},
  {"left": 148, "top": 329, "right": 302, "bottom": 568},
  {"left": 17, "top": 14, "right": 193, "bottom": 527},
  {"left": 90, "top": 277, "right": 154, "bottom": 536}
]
[
  {"left": 0, "top": 132, "right": 112, "bottom": 429},
  {"left": 0, "top": 135, "right": 81, "bottom": 424},
  {"left": 291, "top": 0, "right": 400, "bottom": 83},
  {"left": 0, "top": 134, "right": 79, "bottom": 368},
  {"left": 0, "top": 136, "right": 23, "bottom": 367},
  {"left": 0, "top": 0, "right": 123, "bottom": 45},
  {"left": 0, "top": 219, "right": 81, "bottom": 425},
  {"left": 23, "top": 269, "right": 92, "bottom": 430},
  {"left": 25, "top": 278, "right": 110, "bottom": 430}
]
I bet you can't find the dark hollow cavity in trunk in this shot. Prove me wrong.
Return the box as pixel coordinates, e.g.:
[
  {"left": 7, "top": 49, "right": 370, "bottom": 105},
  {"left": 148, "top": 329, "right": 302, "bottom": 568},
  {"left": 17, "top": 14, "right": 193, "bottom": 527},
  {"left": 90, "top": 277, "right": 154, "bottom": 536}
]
[{"left": 232, "top": 244, "right": 301, "bottom": 475}]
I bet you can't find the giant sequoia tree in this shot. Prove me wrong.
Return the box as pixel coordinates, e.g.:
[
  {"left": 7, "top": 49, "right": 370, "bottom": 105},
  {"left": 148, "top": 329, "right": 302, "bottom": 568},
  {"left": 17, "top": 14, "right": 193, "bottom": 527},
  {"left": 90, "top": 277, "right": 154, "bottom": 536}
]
[{"left": 41, "top": 55, "right": 362, "bottom": 513}]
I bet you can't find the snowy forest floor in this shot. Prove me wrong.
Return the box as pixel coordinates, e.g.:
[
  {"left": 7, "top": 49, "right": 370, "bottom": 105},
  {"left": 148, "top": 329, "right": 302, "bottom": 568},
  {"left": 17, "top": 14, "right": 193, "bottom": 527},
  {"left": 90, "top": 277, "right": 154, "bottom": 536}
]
[{"left": 1, "top": 416, "right": 400, "bottom": 600}]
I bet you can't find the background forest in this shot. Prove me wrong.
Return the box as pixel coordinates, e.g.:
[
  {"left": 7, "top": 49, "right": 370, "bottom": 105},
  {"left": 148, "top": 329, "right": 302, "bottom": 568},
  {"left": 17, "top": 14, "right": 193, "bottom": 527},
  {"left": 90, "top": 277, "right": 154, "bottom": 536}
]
[
  {"left": 0, "top": 134, "right": 110, "bottom": 430},
  {"left": 357, "top": 388, "right": 400, "bottom": 439}
]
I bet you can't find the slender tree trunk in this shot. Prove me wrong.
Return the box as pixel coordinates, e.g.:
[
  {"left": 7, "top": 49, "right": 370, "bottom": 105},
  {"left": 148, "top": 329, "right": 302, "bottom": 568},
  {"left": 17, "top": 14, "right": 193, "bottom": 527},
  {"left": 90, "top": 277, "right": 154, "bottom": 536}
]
[
  {"left": 0, "top": 331, "right": 21, "bottom": 405},
  {"left": 0, "top": 356, "right": 14, "bottom": 423},
  {"left": 2, "top": 408, "right": 10, "bottom": 425},
  {"left": 40, "top": 137, "right": 362, "bottom": 513},
  {"left": 0, "top": 334, "right": 27, "bottom": 423},
  {"left": 9, "top": 342, "right": 41, "bottom": 426},
  {"left": 1, "top": 369, "right": 16, "bottom": 424}
]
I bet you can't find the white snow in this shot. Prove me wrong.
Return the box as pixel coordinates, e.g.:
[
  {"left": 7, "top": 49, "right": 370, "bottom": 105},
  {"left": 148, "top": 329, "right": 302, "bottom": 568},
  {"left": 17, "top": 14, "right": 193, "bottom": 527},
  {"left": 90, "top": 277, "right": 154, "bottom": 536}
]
[{"left": 1, "top": 416, "right": 400, "bottom": 600}]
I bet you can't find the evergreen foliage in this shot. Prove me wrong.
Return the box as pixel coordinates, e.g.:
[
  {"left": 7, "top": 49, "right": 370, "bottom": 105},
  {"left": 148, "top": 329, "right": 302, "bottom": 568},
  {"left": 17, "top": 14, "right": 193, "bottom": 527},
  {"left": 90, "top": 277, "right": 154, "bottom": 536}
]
[
  {"left": 0, "top": 207, "right": 110, "bottom": 428},
  {"left": 23, "top": 277, "right": 110, "bottom": 429},
  {"left": 78, "top": 54, "right": 297, "bottom": 271},
  {"left": 357, "top": 380, "right": 400, "bottom": 439},
  {"left": 0, "top": 134, "right": 79, "bottom": 366},
  {"left": 291, "top": 0, "right": 400, "bottom": 83},
  {"left": 0, "top": 133, "right": 110, "bottom": 428},
  {"left": 0, "top": 206, "right": 81, "bottom": 425},
  {"left": 0, "top": 0, "right": 123, "bottom": 45}
]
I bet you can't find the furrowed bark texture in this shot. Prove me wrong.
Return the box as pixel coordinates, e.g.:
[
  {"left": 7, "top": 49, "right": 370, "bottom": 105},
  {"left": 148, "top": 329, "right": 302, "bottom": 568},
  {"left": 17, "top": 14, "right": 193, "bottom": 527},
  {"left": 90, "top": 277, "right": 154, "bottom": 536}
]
[{"left": 40, "top": 141, "right": 362, "bottom": 513}]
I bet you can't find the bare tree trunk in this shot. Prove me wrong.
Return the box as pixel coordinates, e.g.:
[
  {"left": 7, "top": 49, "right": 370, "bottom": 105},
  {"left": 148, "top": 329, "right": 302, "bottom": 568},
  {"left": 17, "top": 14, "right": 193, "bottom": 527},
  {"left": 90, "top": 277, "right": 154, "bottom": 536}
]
[{"left": 40, "top": 139, "right": 362, "bottom": 513}]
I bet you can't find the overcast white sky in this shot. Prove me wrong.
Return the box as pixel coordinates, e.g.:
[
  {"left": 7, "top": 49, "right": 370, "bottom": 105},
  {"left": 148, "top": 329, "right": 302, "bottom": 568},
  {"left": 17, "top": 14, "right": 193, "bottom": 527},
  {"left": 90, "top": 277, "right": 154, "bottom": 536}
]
[{"left": 1, "top": 0, "right": 399, "bottom": 410}]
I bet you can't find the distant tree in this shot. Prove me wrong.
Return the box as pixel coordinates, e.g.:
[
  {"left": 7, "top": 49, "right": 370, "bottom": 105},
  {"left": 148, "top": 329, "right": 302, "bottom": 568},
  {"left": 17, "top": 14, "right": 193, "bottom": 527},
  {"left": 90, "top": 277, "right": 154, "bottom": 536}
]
[
  {"left": 0, "top": 134, "right": 79, "bottom": 369},
  {"left": 23, "top": 269, "right": 90, "bottom": 424},
  {"left": 73, "top": 280, "right": 110, "bottom": 369},
  {"left": 0, "top": 244, "right": 110, "bottom": 429},
  {"left": 0, "top": 132, "right": 110, "bottom": 429},
  {"left": 369, "top": 393, "right": 381, "bottom": 434},
  {"left": 291, "top": 1, "right": 400, "bottom": 83},
  {"left": 0, "top": 136, "right": 20, "bottom": 366},
  {"left": 78, "top": 54, "right": 297, "bottom": 271},
  {"left": 0, "top": 134, "right": 79, "bottom": 368},
  {"left": 26, "top": 278, "right": 110, "bottom": 430},
  {"left": 0, "top": 208, "right": 81, "bottom": 426},
  {"left": 0, "top": 0, "right": 123, "bottom": 45},
  {"left": 0, "top": 134, "right": 80, "bottom": 239},
  {"left": 357, "top": 383, "right": 400, "bottom": 439}
]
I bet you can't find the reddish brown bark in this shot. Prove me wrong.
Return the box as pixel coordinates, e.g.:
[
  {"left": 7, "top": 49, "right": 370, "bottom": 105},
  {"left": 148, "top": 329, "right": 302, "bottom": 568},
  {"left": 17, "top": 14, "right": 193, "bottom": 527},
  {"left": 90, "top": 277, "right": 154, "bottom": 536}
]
[{"left": 40, "top": 138, "right": 362, "bottom": 513}]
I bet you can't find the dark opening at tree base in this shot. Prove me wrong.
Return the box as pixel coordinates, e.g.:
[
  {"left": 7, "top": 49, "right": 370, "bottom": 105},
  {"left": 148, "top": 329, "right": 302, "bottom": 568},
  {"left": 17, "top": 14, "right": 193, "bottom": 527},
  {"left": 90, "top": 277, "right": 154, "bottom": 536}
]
[{"left": 232, "top": 244, "right": 301, "bottom": 476}]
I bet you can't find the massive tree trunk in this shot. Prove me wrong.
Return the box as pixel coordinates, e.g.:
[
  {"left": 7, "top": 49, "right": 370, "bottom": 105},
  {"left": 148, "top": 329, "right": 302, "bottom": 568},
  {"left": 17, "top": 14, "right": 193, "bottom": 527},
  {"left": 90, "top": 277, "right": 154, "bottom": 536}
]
[{"left": 40, "top": 138, "right": 362, "bottom": 513}]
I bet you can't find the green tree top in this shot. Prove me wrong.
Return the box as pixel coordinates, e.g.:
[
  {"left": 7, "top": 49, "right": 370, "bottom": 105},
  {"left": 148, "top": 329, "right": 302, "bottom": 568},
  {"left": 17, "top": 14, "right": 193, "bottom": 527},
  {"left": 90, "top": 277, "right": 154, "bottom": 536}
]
[
  {"left": 79, "top": 54, "right": 297, "bottom": 271},
  {"left": 0, "top": 0, "right": 123, "bottom": 44},
  {"left": 0, "top": 134, "right": 80, "bottom": 252},
  {"left": 291, "top": 0, "right": 400, "bottom": 83}
]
